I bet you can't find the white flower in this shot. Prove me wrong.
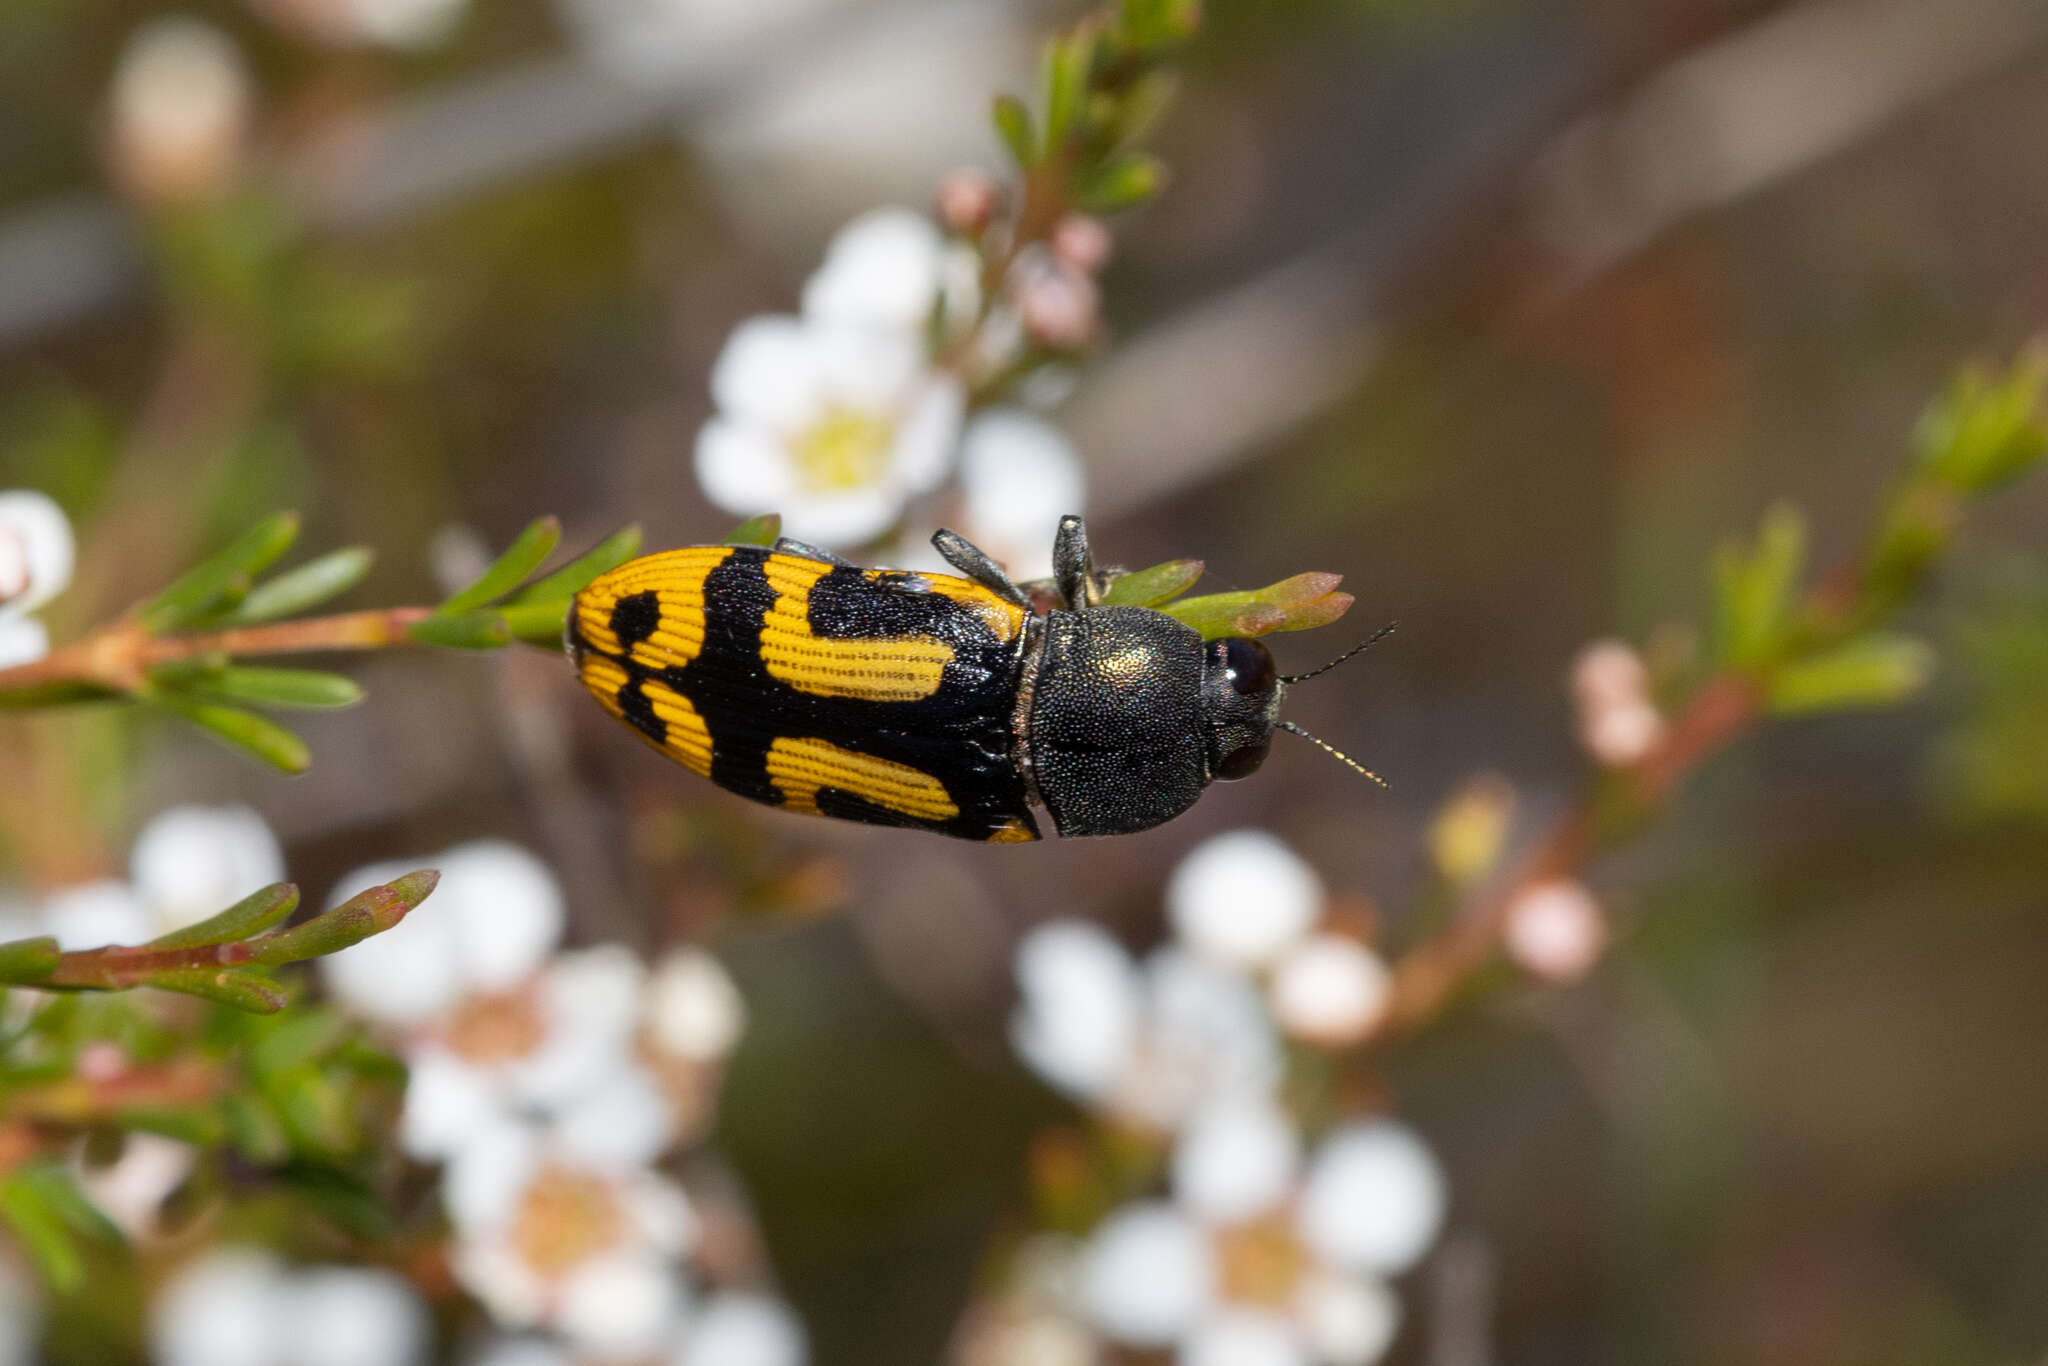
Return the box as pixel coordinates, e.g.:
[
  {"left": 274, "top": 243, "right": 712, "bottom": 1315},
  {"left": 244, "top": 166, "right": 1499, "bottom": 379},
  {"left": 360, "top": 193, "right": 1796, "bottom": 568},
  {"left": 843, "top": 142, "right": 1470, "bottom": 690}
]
[
  {"left": 320, "top": 840, "right": 565, "bottom": 1027},
  {"left": 130, "top": 804, "right": 285, "bottom": 934},
  {"left": 0, "top": 491, "right": 73, "bottom": 617},
  {"left": 1268, "top": 935, "right": 1391, "bottom": 1048},
  {"left": 801, "top": 208, "right": 949, "bottom": 334},
  {"left": 695, "top": 315, "right": 963, "bottom": 548},
  {"left": 75, "top": 1132, "right": 194, "bottom": 1239},
  {"left": 1179, "top": 1309, "right": 1308, "bottom": 1366},
  {"left": 151, "top": 1249, "right": 429, "bottom": 1366},
  {"left": 246, "top": 0, "right": 466, "bottom": 51},
  {"left": 957, "top": 410, "right": 1086, "bottom": 580},
  {"left": 1172, "top": 1096, "right": 1300, "bottom": 1228},
  {"left": 1078, "top": 1203, "right": 1214, "bottom": 1348},
  {"left": 645, "top": 947, "right": 747, "bottom": 1063},
  {"left": 41, "top": 880, "right": 151, "bottom": 951},
  {"left": 1293, "top": 1272, "right": 1399, "bottom": 1366},
  {"left": 1295, "top": 1121, "right": 1446, "bottom": 1278},
  {"left": 108, "top": 18, "right": 251, "bottom": 204},
  {"left": 1009, "top": 920, "right": 1138, "bottom": 1101},
  {"left": 672, "top": 1291, "right": 809, "bottom": 1366},
  {"left": 445, "top": 1116, "right": 697, "bottom": 1357},
  {"left": 1167, "top": 831, "right": 1325, "bottom": 971},
  {"left": 1570, "top": 640, "right": 1665, "bottom": 767},
  {"left": 1502, "top": 880, "right": 1607, "bottom": 982}
]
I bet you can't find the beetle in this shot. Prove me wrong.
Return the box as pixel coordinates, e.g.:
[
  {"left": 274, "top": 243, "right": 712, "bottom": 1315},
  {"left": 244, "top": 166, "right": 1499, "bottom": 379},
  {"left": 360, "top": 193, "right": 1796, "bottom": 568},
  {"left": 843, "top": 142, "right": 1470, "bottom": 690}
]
[{"left": 567, "top": 515, "right": 1385, "bottom": 842}]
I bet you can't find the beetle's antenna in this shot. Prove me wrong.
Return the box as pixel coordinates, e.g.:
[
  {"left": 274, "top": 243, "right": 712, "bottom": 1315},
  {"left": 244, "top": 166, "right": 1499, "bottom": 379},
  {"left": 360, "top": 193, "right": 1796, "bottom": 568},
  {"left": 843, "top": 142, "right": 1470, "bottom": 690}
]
[
  {"left": 1276, "top": 720, "right": 1388, "bottom": 789},
  {"left": 1280, "top": 621, "right": 1397, "bottom": 685}
]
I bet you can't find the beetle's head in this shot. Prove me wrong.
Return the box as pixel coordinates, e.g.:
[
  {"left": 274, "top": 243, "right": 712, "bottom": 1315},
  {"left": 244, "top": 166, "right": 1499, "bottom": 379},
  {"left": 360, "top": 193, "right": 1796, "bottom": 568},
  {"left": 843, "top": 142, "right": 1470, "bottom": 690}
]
[{"left": 1200, "top": 636, "right": 1284, "bottom": 781}]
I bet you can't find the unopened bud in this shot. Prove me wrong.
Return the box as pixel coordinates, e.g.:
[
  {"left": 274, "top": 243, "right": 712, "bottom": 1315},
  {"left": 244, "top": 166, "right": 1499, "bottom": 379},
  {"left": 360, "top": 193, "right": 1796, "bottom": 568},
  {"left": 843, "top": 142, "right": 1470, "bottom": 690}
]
[
  {"left": 1503, "top": 880, "right": 1606, "bottom": 982},
  {"left": 1016, "top": 259, "right": 1100, "bottom": 351},
  {"left": 1428, "top": 775, "right": 1515, "bottom": 885},
  {"left": 1570, "top": 639, "right": 1665, "bottom": 766},
  {"left": 108, "top": 17, "right": 252, "bottom": 206},
  {"left": 1270, "top": 932, "right": 1391, "bottom": 1046},
  {"left": 937, "top": 167, "right": 1000, "bottom": 236},
  {"left": 1051, "top": 214, "right": 1113, "bottom": 274}
]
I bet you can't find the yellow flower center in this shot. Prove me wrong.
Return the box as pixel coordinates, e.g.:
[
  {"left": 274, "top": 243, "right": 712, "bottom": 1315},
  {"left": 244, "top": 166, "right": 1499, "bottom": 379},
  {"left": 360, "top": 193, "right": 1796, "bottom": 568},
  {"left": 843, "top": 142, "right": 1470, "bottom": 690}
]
[
  {"left": 512, "top": 1166, "right": 627, "bottom": 1278},
  {"left": 791, "top": 408, "right": 893, "bottom": 492},
  {"left": 1215, "top": 1214, "right": 1309, "bottom": 1308},
  {"left": 443, "top": 992, "right": 546, "bottom": 1065}
]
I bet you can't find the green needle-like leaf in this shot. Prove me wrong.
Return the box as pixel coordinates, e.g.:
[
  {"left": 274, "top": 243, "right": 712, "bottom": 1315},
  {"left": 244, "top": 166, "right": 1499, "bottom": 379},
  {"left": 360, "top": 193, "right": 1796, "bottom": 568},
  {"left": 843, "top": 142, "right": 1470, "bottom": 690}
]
[
  {"left": 1076, "top": 152, "right": 1167, "bottom": 212},
  {"left": 229, "top": 547, "right": 374, "bottom": 623},
  {"left": 438, "top": 516, "right": 562, "bottom": 613},
  {"left": 177, "top": 666, "right": 365, "bottom": 710},
  {"left": 149, "top": 694, "right": 311, "bottom": 774},
  {"left": 1768, "top": 633, "right": 1936, "bottom": 715},
  {"left": 144, "top": 883, "right": 299, "bottom": 951},
  {"left": 498, "top": 600, "right": 573, "bottom": 646},
  {"left": 1162, "top": 573, "right": 1353, "bottom": 640},
  {"left": 0, "top": 1170, "right": 85, "bottom": 1291},
  {"left": 138, "top": 511, "right": 302, "bottom": 633},
  {"left": 146, "top": 966, "right": 289, "bottom": 1013},
  {"left": 993, "top": 95, "right": 1037, "bottom": 168},
  {"left": 249, "top": 870, "right": 437, "bottom": 965},
  {"left": 1101, "top": 559, "right": 1204, "bottom": 607},
  {"left": 406, "top": 612, "right": 513, "bottom": 650},
  {"left": 516, "top": 525, "right": 643, "bottom": 602},
  {"left": 1715, "top": 502, "right": 1808, "bottom": 668},
  {"left": 0, "top": 936, "right": 61, "bottom": 984},
  {"left": 724, "top": 514, "right": 782, "bottom": 547}
]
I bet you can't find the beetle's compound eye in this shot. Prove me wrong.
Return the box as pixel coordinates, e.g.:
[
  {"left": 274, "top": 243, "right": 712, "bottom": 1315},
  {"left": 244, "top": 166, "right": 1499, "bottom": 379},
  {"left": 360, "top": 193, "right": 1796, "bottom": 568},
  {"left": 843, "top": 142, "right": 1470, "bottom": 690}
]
[
  {"left": 1219, "top": 637, "right": 1276, "bottom": 696},
  {"left": 1213, "top": 738, "right": 1271, "bottom": 780}
]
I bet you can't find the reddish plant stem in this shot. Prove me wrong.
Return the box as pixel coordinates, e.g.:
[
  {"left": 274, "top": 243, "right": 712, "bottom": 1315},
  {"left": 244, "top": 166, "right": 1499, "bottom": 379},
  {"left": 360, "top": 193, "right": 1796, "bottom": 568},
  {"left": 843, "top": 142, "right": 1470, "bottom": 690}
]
[
  {"left": 0, "top": 606, "right": 434, "bottom": 696},
  {"left": 1371, "top": 670, "right": 1765, "bottom": 1042},
  {"left": 1, "top": 1058, "right": 225, "bottom": 1129},
  {"left": 41, "top": 938, "right": 263, "bottom": 991}
]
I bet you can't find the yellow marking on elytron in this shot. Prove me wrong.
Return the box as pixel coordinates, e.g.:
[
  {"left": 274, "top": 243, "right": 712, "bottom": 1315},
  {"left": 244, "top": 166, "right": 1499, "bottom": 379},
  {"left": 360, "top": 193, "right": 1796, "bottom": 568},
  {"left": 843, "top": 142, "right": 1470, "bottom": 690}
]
[
  {"left": 574, "top": 656, "right": 714, "bottom": 776},
  {"left": 888, "top": 571, "right": 1026, "bottom": 644},
  {"left": 986, "top": 817, "right": 1037, "bottom": 844},
  {"left": 576, "top": 547, "right": 734, "bottom": 672},
  {"left": 759, "top": 556, "right": 956, "bottom": 702},
  {"left": 638, "top": 678, "right": 713, "bottom": 776},
  {"left": 766, "top": 736, "right": 959, "bottom": 822}
]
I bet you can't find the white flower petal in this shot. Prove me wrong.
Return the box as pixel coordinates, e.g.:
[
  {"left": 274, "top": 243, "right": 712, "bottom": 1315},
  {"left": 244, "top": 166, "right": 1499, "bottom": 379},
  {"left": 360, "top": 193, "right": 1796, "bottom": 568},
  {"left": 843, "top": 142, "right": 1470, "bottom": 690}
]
[
  {"left": 621, "top": 1172, "right": 700, "bottom": 1257},
  {"left": 437, "top": 841, "right": 565, "bottom": 992},
  {"left": 1009, "top": 920, "right": 1138, "bottom": 1101},
  {"left": 554, "top": 1249, "right": 686, "bottom": 1359},
  {"left": 696, "top": 418, "right": 800, "bottom": 519},
  {"left": 1502, "top": 880, "right": 1607, "bottom": 983},
  {"left": 399, "top": 1048, "right": 507, "bottom": 1161},
  {"left": 711, "top": 315, "right": 827, "bottom": 428},
  {"left": 319, "top": 867, "right": 465, "bottom": 1027},
  {"left": 801, "top": 208, "right": 943, "bottom": 333},
  {"left": 1295, "top": 1121, "right": 1446, "bottom": 1277},
  {"left": 1178, "top": 1309, "right": 1307, "bottom": 1366},
  {"left": 75, "top": 1133, "right": 193, "bottom": 1239},
  {"left": 1078, "top": 1203, "right": 1213, "bottom": 1347},
  {"left": 775, "top": 486, "right": 905, "bottom": 548},
  {"left": 442, "top": 1117, "right": 541, "bottom": 1236},
  {"left": 130, "top": 804, "right": 285, "bottom": 934},
  {"left": 42, "top": 881, "right": 151, "bottom": 951},
  {"left": 468, "top": 1339, "right": 574, "bottom": 1366},
  {"left": 1167, "top": 830, "right": 1324, "bottom": 970},
  {"left": 0, "top": 1257, "right": 37, "bottom": 1366},
  {"left": 551, "top": 1065, "right": 677, "bottom": 1173},
  {"left": 1268, "top": 935, "right": 1390, "bottom": 1047},
  {"left": 0, "top": 617, "right": 48, "bottom": 669},
  {"left": 958, "top": 410, "right": 1085, "bottom": 578},
  {"left": 1130, "top": 948, "right": 1282, "bottom": 1127},
  {"left": 646, "top": 947, "right": 748, "bottom": 1063},
  {"left": 1171, "top": 1095, "right": 1300, "bottom": 1227},
  {"left": 150, "top": 1249, "right": 287, "bottom": 1366},
  {"left": 506, "top": 945, "right": 645, "bottom": 1108},
  {"left": 1294, "top": 1271, "right": 1400, "bottom": 1366},
  {"left": 810, "top": 323, "right": 923, "bottom": 412},
  {"left": 886, "top": 374, "right": 966, "bottom": 495},
  {"left": 289, "top": 1267, "right": 431, "bottom": 1366},
  {"left": 452, "top": 1238, "right": 550, "bottom": 1330},
  {"left": 674, "top": 1292, "right": 809, "bottom": 1366}
]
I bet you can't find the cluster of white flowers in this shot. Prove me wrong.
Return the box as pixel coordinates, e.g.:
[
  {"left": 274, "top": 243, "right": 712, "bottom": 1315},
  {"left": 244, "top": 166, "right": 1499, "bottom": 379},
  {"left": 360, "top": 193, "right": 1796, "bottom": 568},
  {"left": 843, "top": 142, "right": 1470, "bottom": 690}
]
[
  {"left": 317, "top": 841, "right": 802, "bottom": 1365},
  {"left": 694, "top": 208, "right": 1084, "bottom": 574},
  {"left": 153, "top": 1250, "right": 431, "bottom": 1366},
  {"left": 0, "top": 490, "right": 75, "bottom": 669},
  {"left": 999, "top": 831, "right": 1444, "bottom": 1366}
]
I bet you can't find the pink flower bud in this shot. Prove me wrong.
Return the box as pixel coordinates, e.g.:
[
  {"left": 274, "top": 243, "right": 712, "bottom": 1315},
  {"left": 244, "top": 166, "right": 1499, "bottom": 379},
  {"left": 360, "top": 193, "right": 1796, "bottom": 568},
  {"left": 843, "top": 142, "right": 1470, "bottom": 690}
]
[
  {"left": 107, "top": 18, "right": 252, "bottom": 206},
  {"left": 1016, "top": 260, "right": 1100, "bottom": 350},
  {"left": 1570, "top": 638, "right": 1665, "bottom": 766},
  {"left": 1503, "top": 880, "right": 1607, "bottom": 982},
  {"left": 936, "top": 167, "right": 1000, "bottom": 236},
  {"left": 1051, "top": 214, "right": 1114, "bottom": 273}
]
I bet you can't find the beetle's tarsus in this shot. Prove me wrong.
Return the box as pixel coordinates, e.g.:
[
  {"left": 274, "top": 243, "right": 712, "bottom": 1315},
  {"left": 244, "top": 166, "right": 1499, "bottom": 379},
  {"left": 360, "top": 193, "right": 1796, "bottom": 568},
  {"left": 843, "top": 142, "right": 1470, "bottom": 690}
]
[{"left": 1053, "top": 515, "right": 1099, "bottom": 609}]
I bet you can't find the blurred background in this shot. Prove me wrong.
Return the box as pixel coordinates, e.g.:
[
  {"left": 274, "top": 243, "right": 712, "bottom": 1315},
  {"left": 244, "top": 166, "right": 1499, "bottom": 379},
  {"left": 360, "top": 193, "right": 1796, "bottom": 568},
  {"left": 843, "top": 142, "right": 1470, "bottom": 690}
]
[{"left": 5, "top": 0, "right": 2048, "bottom": 1363}]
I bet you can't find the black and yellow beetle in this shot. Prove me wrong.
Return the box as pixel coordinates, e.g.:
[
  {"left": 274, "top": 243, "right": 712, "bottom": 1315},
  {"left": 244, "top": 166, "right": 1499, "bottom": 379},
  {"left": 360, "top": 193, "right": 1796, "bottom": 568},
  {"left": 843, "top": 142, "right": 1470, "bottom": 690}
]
[{"left": 567, "top": 516, "right": 1384, "bottom": 842}]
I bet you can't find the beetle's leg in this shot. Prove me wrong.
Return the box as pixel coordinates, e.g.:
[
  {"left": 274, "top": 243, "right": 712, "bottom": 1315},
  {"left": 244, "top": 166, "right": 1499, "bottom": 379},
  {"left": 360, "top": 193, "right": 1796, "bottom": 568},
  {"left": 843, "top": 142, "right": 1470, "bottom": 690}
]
[
  {"left": 931, "top": 529, "right": 1029, "bottom": 608},
  {"left": 772, "top": 536, "right": 858, "bottom": 568},
  {"left": 1052, "top": 515, "right": 1100, "bottom": 609}
]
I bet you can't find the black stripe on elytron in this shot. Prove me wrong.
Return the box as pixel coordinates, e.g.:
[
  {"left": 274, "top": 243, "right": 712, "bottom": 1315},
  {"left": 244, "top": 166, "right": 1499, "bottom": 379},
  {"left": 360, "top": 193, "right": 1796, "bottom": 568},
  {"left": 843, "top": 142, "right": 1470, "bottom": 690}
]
[
  {"left": 685, "top": 551, "right": 784, "bottom": 807},
  {"left": 610, "top": 590, "right": 662, "bottom": 649}
]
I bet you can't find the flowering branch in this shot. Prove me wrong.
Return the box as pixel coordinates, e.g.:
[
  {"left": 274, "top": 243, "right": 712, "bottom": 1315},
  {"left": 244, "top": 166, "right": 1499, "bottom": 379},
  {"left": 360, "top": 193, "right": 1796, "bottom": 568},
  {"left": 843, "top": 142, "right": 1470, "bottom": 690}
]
[
  {"left": 0, "top": 509, "right": 639, "bottom": 772},
  {"left": 0, "top": 871, "right": 438, "bottom": 1013},
  {"left": 1370, "top": 344, "right": 2048, "bottom": 1042}
]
